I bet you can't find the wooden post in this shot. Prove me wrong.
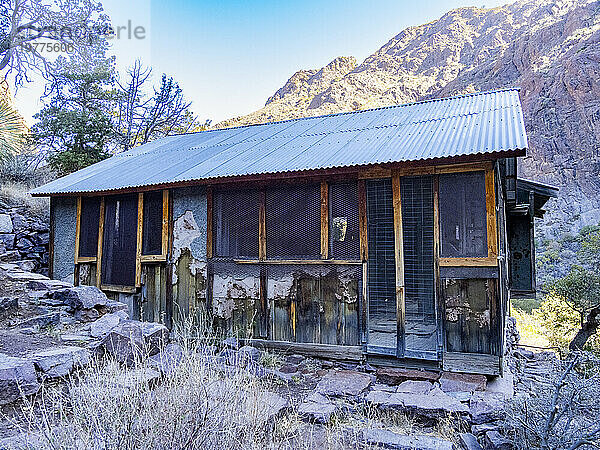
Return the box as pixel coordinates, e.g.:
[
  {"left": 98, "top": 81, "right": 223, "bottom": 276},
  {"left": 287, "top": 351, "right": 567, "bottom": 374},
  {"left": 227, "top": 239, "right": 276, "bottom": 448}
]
[
  {"left": 74, "top": 196, "right": 82, "bottom": 264},
  {"left": 358, "top": 180, "right": 368, "bottom": 261},
  {"left": 96, "top": 197, "right": 105, "bottom": 288},
  {"left": 321, "top": 181, "right": 329, "bottom": 260},
  {"left": 259, "top": 190, "right": 266, "bottom": 261},
  {"left": 392, "top": 173, "right": 405, "bottom": 357},
  {"left": 433, "top": 175, "right": 444, "bottom": 357},
  {"left": 161, "top": 190, "right": 170, "bottom": 258},
  {"left": 485, "top": 167, "right": 498, "bottom": 260},
  {"left": 206, "top": 187, "right": 213, "bottom": 259},
  {"left": 135, "top": 193, "right": 143, "bottom": 287}
]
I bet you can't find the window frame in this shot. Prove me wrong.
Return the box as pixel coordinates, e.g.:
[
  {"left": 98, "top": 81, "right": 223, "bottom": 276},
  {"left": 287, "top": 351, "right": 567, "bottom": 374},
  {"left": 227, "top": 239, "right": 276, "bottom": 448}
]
[{"left": 74, "top": 190, "right": 170, "bottom": 292}]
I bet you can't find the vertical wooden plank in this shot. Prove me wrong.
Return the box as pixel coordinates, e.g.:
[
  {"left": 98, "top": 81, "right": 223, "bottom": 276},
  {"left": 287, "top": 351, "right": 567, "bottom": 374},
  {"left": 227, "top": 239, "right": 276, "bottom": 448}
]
[
  {"left": 361, "top": 261, "right": 368, "bottom": 343},
  {"left": 392, "top": 173, "right": 405, "bottom": 357},
  {"left": 296, "top": 275, "right": 320, "bottom": 343},
  {"left": 96, "top": 197, "right": 105, "bottom": 288},
  {"left": 321, "top": 181, "right": 329, "bottom": 260},
  {"left": 485, "top": 167, "right": 498, "bottom": 260},
  {"left": 433, "top": 175, "right": 444, "bottom": 357},
  {"left": 259, "top": 267, "right": 268, "bottom": 338},
  {"left": 161, "top": 190, "right": 170, "bottom": 258},
  {"left": 358, "top": 180, "right": 368, "bottom": 261},
  {"left": 258, "top": 190, "right": 266, "bottom": 260},
  {"left": 135, "top": 193, "right": 144, "bottom": 287},
  {"left": 206, "top": 187, "right": 213, "bottom": 259},
  {"left": 165, "top": 191, "right": 174, "bottom": 329},
  {"left": 74, "top": 196, "right": 82, "bottom": 264}
]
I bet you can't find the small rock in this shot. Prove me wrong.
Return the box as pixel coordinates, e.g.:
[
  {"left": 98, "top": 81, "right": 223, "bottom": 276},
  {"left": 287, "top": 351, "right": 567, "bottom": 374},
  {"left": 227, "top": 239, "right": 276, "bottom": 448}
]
[
  {"left": 148, "top": 343, "right": 184, "bottom": 375},
  {"left": 0, "top": 214, "right": 13, "bottom": 233},
  {"left": 97, "top": 300, "right": 129, "bottom": 316},
  {"left": 280, "top": 364, "right": 300, "bottom": 374},
  {"left": 238, "top": 345, "right": 262, "bottom": 362},
  {"left": 61, "top": 333, "right": 95, "bottom": 344},
  {"left": 366, "top": 387, "right": 469, "bottom": 419},
  {"left": 102, "top": 321, "right": 169, "bottom": 365},
  {"left": 439, "top": 372, "right": 487, "bottom": 393},
  {"left": 20, "top": 327, "right": 36, "bottom": 335},
  {"left": 90, "top": 313, "right": 124, "bottom": 338},
  {"left": 110, "top": 368, "right": 161, "bottom": 390},
  {"left": 75, "top": 307, "right": 100, "bottom": 323},
  {"left": 0, "top": 250, "right": 20, "bottom": 262},
  {"left": 363, "top": 428, "right": 455, "bottom": 450},
  {"left": 459, "top": 432, "right": 483, "bottom": 450},
  {"left": 259, "top": 391, "right": 289, "bottom": 422},
  {"left": 447, "top": 391, "right": 473, "bottom": 403},
  {"left": 0, "top": 297, "right": 18, "bottom": 318},
  {"left": 17, "top": 312, "right": 60, "bottom": 329},
  {"left": 470, "top": 392, "right": 506, "bottom": 425},
  {"left": 298, "top": 392, "right": 337, "bottom": 424},
  {"left": 376, "top": 367, "right": 440, "bottom": 385},
  {"left": 28, "top": 279, "right": 72, "bottom": 291},
  {"left": 0, "top": 353, "right": 40, "bottom": 405},
  {"left": 483, "top": 431, "right": 512, "bottom": 450},
  {"left": 14, "top": 260, "right": 36, "bottom": 272},
  {"left": 471, "top": 423, "right": 501, "bottom": 437},
  {"left": 222, "top": 336, "right": 240, "bottom": 350},
  {"left": 6, "top": 270, "right": 47, "bottom": 282},
  {"left": 285, "top": 354, "right": 305, "bottom": 365},
  {"left": 396, "top": 380, "right": 433, "bottom": 395},
  {"left": 316, "top": 369, "right": 372, "bottom": 397},
  {"left": 53, "top": 286, "right": 107, "bottom": 311},
  {"left": 31, "top": 346, "right": 91, "bottom": 378}
]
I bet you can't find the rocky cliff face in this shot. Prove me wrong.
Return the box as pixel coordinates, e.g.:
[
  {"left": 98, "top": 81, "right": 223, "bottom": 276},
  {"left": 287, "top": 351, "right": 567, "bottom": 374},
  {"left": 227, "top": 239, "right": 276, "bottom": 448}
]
[{"left": 218, "top": 0, "right": 600, "bottom": 240}]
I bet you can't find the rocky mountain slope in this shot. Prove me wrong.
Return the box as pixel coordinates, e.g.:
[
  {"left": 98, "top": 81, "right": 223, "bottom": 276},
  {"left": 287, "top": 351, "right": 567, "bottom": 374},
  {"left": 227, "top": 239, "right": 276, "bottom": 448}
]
[{"left": 218, "top": 0, "right": 600, "bottom": 240}]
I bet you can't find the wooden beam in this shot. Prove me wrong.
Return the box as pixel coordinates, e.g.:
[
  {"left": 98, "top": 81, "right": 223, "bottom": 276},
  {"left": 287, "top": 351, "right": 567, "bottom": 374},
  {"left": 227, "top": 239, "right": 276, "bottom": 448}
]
[
  {"left": 321, "top": 180, "right": 329, "bottom": 259},
  {"left": 358, "top": 166, "right": 392, "bottom": 179},
  {"left": 358, "top": 179, "right": 368, "bottom": 261},
  {"left": 392, "top": 173, "right": 405, "bottom": 357},
  {"left": 101, "top": 284, "right": 138, "bottom": 294},
  {"left": 485, "top": 167, "right": 498, "bottom": 259},
  {"left": 433, "top": 175, "right": 443, "bottom": 356},
  {"left": 439, "top": 257, "right": 498, "bottom": 267},
  {"left": 135, "top": 193, "right": 143, "bottom": 288},
  {"left": 443, "top": 352, "right": 500, "bottom": 376},
  {"left": 140, "top": 254, "right": 167, "bottom": 263},
  {"left": 76, "top": 256, "right": 97, "bottom": 263},
  {"left": 258, "top": 190, "right": 266, "bottom": 261},
  {"left": 161, "top": 190, "right": 170, "bottom": 257},
  {"left": 233, "top": 259, "right": 362, "bottom": 265},
  {"left": 95, "top": 197, "right": 105, "bottom": 288},
  {"left": 206, "top": 187, "right": 213, "bottom": 259},
  {"left": 362, "top": 261, "right": 368, "bottom": 344},
  {"left": 243, "top": 339, "right": 363, "bottom": 361},
  {"left": 74, "top": 196, "right": 82, "bottom": 264}
]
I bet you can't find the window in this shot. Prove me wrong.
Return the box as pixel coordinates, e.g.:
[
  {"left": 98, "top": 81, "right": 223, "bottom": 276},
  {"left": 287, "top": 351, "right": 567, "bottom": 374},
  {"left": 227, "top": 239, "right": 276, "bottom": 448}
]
[
  {"left": 142, "top": 191, "right": 165, "bottom": 256},
  {"left": 101, "top": 194, "right": 138, "bottom": 287},
  {"left": 78, "top": 197, "right": 101, "bottom": 258},
  {"left": 439, "top": 171, "right": 488, "bottom": 258},
  {"left": 214, "top": 189, "right": 259, "bottom": 258},
  {"left": 329, "top": 183, "right": 360, "bottom": 259},
  {"left": 266, "top": 184, "right": 320, "bottom": 259}
]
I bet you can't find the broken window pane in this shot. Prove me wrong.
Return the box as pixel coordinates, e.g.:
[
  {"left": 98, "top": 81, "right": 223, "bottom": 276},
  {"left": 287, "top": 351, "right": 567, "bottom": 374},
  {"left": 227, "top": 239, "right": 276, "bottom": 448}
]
[
  {"left": 439, "top": 171, "right": 488, "bottom": 258},
  {"left": 142, "top": 191, "right": 164, "bottom": 256},
  {"left": 78, "top": 197, "right": 101, "bottom": 258},
  {"left": 101, "top": 194, "right": 138, "bottom": 287},
  {"left": 266, "top": 184, "right": 320, "bottom": 259},
  {"left": 329, "top": 182, "right": 359, "bottom": 259},
  {"left": 214, "top": 189, "right": 259, "bottom": 258}
]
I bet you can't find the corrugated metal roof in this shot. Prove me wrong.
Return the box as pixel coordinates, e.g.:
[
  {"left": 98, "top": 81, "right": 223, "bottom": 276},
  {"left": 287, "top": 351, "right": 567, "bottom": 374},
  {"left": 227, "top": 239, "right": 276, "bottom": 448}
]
[{"left": 31, "top": 88, "right": 528, "bottom": 196}]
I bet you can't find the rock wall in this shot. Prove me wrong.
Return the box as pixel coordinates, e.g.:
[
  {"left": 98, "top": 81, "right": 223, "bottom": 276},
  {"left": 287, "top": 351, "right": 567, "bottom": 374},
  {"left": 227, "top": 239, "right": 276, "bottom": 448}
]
[{"left": 0, "top": 200, "right": 50, "bottom": 275}]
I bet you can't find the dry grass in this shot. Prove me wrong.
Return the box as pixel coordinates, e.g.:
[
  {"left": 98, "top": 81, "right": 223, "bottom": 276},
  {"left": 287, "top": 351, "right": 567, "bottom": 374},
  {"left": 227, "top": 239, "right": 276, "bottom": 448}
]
[{"left": 0, "top": 182, "right": 49, "bottom": 219}]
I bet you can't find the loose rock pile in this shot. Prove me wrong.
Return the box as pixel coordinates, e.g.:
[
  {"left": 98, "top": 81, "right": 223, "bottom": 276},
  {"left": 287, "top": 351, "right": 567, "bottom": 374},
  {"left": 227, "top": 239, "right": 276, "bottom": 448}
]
[{"left": 0, "top": 204, "right": 49, "bottom": 275}]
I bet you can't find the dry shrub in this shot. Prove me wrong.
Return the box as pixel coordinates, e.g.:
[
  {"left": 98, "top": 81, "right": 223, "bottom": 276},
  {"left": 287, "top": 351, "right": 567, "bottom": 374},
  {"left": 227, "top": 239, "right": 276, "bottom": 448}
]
[{"left": 0, "top": 182, "right": 49, "bottom": 219}]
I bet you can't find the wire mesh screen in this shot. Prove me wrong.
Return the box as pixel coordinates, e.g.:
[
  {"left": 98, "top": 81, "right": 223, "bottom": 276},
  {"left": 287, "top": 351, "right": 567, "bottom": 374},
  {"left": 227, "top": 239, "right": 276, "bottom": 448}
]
[
  {"left": 142, "top": 191, "right": 164, "bottom": 256},
  {"left": 214, "top": 189, "right": 259, "bottom": 258},
  {"left": 78, "top": 197, "right": 100, "bottom": 258},
  {"left": 401, "top": 176, "right": 436, "bottom": 353},
  {"left": 439, "top": 171, "right": 487, "bottom": 257},
  {"left": 366, "top": 179, "right": 396, "bottom": 348},
  {"left": 266, "top": 184, "right": 320, "bottom": 259},
  {"left": 329, "top": 182, "right": 360, "bottom": 260},
  {"left": 101, "top": 194, "right": 138, "bottom": 287}
]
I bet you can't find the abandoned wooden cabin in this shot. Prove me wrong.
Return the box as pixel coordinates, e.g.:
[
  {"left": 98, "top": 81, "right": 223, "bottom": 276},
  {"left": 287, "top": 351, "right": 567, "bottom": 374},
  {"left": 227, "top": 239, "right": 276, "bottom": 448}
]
[{"left": 32, "top": 88, "right": 557, "bottom": 376}]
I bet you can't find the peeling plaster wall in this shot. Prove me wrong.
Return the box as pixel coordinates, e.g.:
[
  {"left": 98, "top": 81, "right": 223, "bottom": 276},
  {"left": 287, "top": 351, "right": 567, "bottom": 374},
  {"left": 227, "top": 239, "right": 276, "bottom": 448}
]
[{"left": 51, "top": 197, "right": 77, "bottom": 284}]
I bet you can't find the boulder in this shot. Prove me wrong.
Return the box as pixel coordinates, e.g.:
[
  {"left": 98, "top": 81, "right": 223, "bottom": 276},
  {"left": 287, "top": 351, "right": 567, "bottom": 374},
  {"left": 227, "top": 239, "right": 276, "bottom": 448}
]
[
  {"left": 74, "top": 307, "right": 100, "bottom": 323},
  {"left": 471, "top": 423, "right": 501, "bottom": 437},
  {"left": 483, "top": 431, "right": 512, "bottom": 450},
  {"left": 0, "top": 297, "right": 18, "bottom": 318},
  {"left": 31, "top": 346, "right": 91, "bottom": 378},
  {"left": 102, "top": 321, "right": 169, "bottom": 365},
  {"left": 90, "top": 313, "right": 124, "bottom": 338},
  {"left": 52, "top": 285, "right": 107, "bottom": 312},
  {"left": 470, "top": 392, "right": 506, "bottom": 425},
  {"left": 363, "top": 428, "right": 455, "bottom": 450},
  {"left": 459, "top": 433, "right": 483, "bottom": 450},
  {"left": 27, "top": 279, "right": 72, "bottom": 291},
  {"left": 0, "top": 214, "right": 13, "bottom": 233},
  {"left": 0, "top": 353, "right": 40, "bottom": 405},
  {"left": 97, "top": 300, "right": 129, "bottom": 316},
  {"left": 222, "top": 336, "right": 240, "bottom": 350},
  {"left": 298, "top": 392, "right": 338, "bottom": 424},
  {"left": 376, "top": 367, "right": 440, "bottom": 385},
  {"left": 259, "top": 391, "right": 289, "bottom": 422},
  {"left": 148, "top": 343, "right": 185, "bottom": 375},
  {"left": 316, "top": 370, "right": 372, "bottom": 397},
  {"left": 17, "top": 312, "right": 60, "bottom": 329},
  {"left": 439, "top": 372, "right": 487, "bottom": 393},
  {"left": 238, "top": 345, "right": 262, "bottom": 362}
]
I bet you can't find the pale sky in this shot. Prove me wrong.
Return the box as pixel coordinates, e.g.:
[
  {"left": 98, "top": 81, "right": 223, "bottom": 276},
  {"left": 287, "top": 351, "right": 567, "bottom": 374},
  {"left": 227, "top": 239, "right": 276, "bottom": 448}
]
[{"left": 12, "top": 0, "right": 509, "bottom": 126}]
